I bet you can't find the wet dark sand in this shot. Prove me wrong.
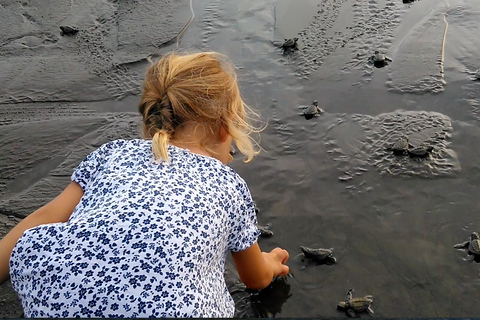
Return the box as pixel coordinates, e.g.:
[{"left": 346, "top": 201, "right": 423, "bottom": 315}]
[{"left": 2, "top": 0, "right": 480, "bottom": 317}]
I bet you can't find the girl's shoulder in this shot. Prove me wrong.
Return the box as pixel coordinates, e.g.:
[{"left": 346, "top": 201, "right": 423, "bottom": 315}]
[{"left": 94, "top": 139, "right": 150, "bottom": 155}]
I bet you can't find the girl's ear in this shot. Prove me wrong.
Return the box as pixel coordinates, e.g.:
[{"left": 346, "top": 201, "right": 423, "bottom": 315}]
[{"left": 218, "top": 124, "right": 229, "bottom": 142}]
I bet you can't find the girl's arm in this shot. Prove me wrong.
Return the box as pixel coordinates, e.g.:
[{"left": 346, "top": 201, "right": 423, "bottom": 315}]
[
  {"left": 232, "top": 242, "right": 289, "bottom": 290},
  {"left": 0, "top": 181, "right": 84, "bottom": 284}
]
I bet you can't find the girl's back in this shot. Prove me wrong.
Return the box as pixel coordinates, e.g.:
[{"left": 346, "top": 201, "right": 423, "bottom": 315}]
[{"left": 9, "top": 139, "right": 259, "bottom": 318}]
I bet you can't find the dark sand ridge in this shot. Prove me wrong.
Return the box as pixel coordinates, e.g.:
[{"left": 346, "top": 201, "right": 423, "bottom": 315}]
[{"left": 2, "top": 0, "right": 480, "bottom": 317}]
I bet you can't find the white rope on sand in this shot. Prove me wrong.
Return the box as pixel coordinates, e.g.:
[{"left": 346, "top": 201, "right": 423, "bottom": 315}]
[
  {"left": 147, "top": 0, "right": 195, "bottom": 64},
  {"left": 440, "top": 12, "right": 448, "bottom": 74},
  {"left": 176, "top": 0, "right": 195, "bottom": 47}
]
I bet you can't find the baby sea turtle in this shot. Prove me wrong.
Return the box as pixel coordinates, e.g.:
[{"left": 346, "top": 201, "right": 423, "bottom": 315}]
[
  {"left": 258, "top": 224, "right": 274, "bottom": 238},
  {"left": 280, "top": 37, "right": 299, "bottom": 54},
  {"left": 386, "top": 136, "right": 411, "bottom": 155},
  {"left": 337, "top": 289, "right": 374, "bottom": 318},
  {"left": 454, "top": 231, "right": 480, "bottom": 261},
  {"left": 475, "top": 69, "right": 480, "bottom": 81},
  {"left": 300, "top": 246, "right": 336, "bottom": 264},
  {"left": 368, "top": 50, "right": 392, "bottom": 68},
  {"left": 59, "top": 26, "right": 79, "bottom": 36},
  {"left": 407, "top": 145, "right": 434, "bottom": 158},
  {"left": 300, "top": 100, "right": 323, "bottom": 120}
]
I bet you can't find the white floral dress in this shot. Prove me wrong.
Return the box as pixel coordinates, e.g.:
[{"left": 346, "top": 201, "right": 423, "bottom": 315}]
[{"left": 9, "top": 139, "right": 260, "bottom": 318}]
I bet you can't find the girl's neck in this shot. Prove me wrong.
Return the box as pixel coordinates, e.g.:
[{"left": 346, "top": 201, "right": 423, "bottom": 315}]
[
  {"left": 169, "top": 121, "right": 231, "bottom": 164},
  {"left": 170, "top": 141, "right": 213, "bottom": 158},
  {"left": 170, "top": 122, "right": 216, "bottom": 158}
]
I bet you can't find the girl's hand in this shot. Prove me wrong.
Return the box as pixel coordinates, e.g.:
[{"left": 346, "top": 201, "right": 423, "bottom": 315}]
[
  {"left": 262, "top": 247, "right": 290, "bottom": 277},
  {"left": 232, "top": 242, "right": 290, "bottom": 290}
]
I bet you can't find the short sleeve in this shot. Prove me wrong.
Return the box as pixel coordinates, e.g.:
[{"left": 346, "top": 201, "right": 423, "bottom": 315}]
[
  {"left": 227, "top": 178, "right": 261, "bottom": 252},
  {"left": 71, "top": 140, "right": 124, "bottom": 191}
]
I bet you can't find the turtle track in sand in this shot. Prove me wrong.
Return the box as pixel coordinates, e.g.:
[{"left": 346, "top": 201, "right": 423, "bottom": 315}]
[
  {"left": 199, "top": 0, "right": 223, "bottom": 50},
  {"left": 320, "top": 110, "right": 460, "bottom": 194},
  {"left": 289, "top": 0, "right": 404, "bottom": 80},
  {"left": 385, "top": 2, "right": 449, "bottom": 94},
  {"left": 341, "top": 0, "right": 405, "bottom": 85},
  {"left": 0, "top": 0, "right": 189, "bottom": 103}
]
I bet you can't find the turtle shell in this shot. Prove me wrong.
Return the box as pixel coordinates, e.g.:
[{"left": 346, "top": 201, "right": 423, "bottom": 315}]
[
  {"left": 257, "top": 225, "right": 273, "bottom": 237},
  {"left": 389, "top": 137, "right": 409, "bottom": 154},
  {"left": 304, "top": 104, "right": 319, "bottom": 116},
  {"left": 59, "top": 26, "right": 79, "bottom": 36},
  {"left": 337, "top": 296, "right": 373, "bottom": 312},
  {"left": 337, "top": 297, "right": 373, "bottom": 312},
  {"left": 373, "top": 52, "right": 385, "bottom": 62},
  {"left": 281, "top": 38, "right": 298, "bottom": 48},
  {"left": 348, "top": 297, "right": 373, "bottom": 312},
  {"left": 468, "top": 239, "right": 480, "bottom": 255},
  {"left": 301, "top": 246, "right": 334, "bottom": 260},
  {"left": 408, "top": 146, "right": 433, "bottom": 157}
]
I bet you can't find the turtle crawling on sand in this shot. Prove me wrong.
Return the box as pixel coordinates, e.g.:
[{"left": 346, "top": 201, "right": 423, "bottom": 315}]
[
  {"left": 300, "top": 246, "right": 336, "bottom": 264},
  {"left": 60, "top": 26, "right": 79, "bottom": 36},
  {"left": 368, "top": 50, "right": 392, "bottom": 68},
  {"left": 407, "top": 145, "right": 434, "bottom": 158},
  {"left": 386, "top": 136, "right": 411, "bottom": 155},
  {"left": 257, "top": 224, "right": 274, "bottom": 238},
  {"left": 454, "top": 231, "right": 480, "bottom": 261},
  {"left": 299, "top": 100, "right": 323, "bottom": 120},
  {"left": 280, "top": 37, "right": 299, "bottom": 54},
  {"left": 475, "top": 69, "right": 480, "bottom": 81},
  {"left": 337, "top": 289, "right": 374, "bottom": 318}
]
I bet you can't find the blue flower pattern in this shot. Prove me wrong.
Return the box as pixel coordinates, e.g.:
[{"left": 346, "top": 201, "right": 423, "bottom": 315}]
[{"left": 10, "top": 139, "right": 260, "bottom": 318}]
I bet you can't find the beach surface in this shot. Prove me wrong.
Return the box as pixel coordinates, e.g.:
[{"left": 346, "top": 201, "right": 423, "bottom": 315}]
[{"left": 1, "top": 0, "right": 480, "bottom": 317}]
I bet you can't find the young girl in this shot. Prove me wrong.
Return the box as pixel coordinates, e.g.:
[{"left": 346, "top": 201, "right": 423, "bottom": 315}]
[{"left": 0, "top": 52, "right": 289, "bottom": 317}]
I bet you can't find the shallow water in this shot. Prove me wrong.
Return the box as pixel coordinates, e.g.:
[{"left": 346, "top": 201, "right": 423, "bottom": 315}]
[{"left": 1, "top": 0, "right": 480, "bottom": 317}]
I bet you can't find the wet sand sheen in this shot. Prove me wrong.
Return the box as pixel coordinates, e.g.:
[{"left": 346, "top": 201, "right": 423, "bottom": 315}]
[{"left": 2, "top": 0, "right": 480, "bottom": 318}]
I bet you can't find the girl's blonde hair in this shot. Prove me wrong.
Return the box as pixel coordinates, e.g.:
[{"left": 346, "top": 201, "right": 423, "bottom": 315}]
[{"left": 139, "top": 51, "right": 260, "bottom": 163}]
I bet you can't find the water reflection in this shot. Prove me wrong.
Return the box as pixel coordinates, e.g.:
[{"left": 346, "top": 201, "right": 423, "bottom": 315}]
[
  {"left": 248, "top": 277, "right": 293, "bottom": 318},
  {"left": 232, "top": 277, "right": 292, "bottom": 318}
]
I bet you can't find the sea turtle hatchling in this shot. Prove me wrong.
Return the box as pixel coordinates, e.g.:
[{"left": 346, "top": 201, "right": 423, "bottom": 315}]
[
  {"left": 475, "top": 69, "right": 480, "bottom": 81},
  {"left": 368, "top": 50, "right": 392, "bottom": 68},
  {"left": 337, "top": 289, "right": 374, "bottom": 318},
  {"left": 386, "top": 136, "right": 411, "bottom": 155},
  {"left": 300, "top": 246, "right": 336, "bottom": 264},
  {"left": 280, "top": 37, "right": 299, "bottom": 54},
  {"left": 299, "top": 100, "right": 323, "bottom": 120},
  {"left": 59, "top": 26, "right": 79, "bottom": 36},
  {"left": 407, "top": 145, "right": 434, "bottom": 158},
  {"left": 454, "top": 231, "right": 480, "bottom": 261},
  {"left": 257, "top": 224, "right": 274, "bottom": 238}
]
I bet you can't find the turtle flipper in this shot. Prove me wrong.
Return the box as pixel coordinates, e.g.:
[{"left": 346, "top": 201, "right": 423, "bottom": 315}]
[
  {"left": 466, "top": 254, "right": 475, "bottom": 261},
  {"left": 454, "top": 241, "right": 470, "bottom": 249},
  {"left": 345, "top": 288, "right": 353, "bottom": 303},
  {"left": 367, "top": 306, "right": 374, "bottom": 316},
  {"left": 346, "top": 309, "right": 359, "bottom": 318}
]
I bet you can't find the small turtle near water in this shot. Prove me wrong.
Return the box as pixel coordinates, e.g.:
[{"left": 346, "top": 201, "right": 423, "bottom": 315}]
[
  {"left": 337, "top": 289, "right": 374, "bottom": 318},
  {"left": 407, "top": 145, "right": 434, "bottom": 158},
  {"left": 454, "top": 231, "right": 480, "bottom": 261},
  {"left": 280, "top": 37, "right": 299, "bottom": 54},
  {"left": 60, "top": 26, "right": 79, "bottom": 36},
  {"left": 386, "top": 136, "right": 412, "bottom": 155},
  {"left": 475, "top": 70, "right": 480, "bottom": 81},
  {"left": 257, "top": 224, "right": 274, "bottom": 238},
  {"left": 299, "top": 100, "right": 323, "bottom": 120},
  {"left": 300, "top": 246, "right": 336, "bottom": 265},
  {"left": 368, "top": 50, "right": 392, "bottom": 68}
]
